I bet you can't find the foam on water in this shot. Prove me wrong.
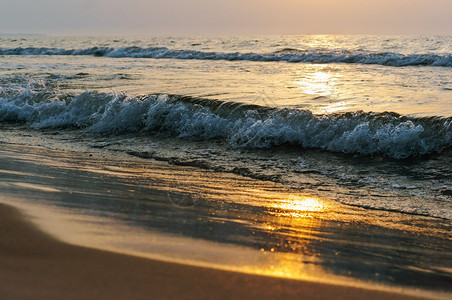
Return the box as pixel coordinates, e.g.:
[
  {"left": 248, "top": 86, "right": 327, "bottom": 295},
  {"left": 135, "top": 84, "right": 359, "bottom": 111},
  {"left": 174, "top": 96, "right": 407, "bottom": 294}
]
[
  {"left": 1, "top": 89, "right": 450, "bottom": 159},
  {"left": 1, "top": 46, "right": 452, "bottom": 67},
  {"left": 1, "top": 36, "right": 451, "bottom": 292}
]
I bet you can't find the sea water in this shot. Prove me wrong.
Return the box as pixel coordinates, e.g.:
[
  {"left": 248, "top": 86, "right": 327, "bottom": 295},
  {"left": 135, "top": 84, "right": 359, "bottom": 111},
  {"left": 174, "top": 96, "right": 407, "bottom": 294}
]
[{"left": 0, "top": 35, "right": 451, "bottom": 293}]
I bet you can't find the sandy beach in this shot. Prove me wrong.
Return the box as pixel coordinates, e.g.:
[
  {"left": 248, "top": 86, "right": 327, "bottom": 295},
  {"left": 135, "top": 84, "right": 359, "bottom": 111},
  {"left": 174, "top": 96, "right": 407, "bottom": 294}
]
[
  {"left": 0, "top": 202, "right": 428, "bottom": 300},
  {"left": 0, "top": 140, "right": 450, "bottom": 299},
  {"left": 1, "top": 14, "right": 451, "bottom": 300}
]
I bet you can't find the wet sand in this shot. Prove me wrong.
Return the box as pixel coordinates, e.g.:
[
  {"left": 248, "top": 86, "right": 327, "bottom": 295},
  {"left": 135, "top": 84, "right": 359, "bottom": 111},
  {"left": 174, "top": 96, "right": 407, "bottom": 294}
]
[{"left": 0, "top": 202, "right": 426, "bottom": 300}]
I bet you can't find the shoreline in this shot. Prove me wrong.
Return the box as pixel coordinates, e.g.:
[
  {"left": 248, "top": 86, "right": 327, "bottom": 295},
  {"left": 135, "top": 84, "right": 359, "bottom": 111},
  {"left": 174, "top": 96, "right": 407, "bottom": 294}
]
[
  {"left": 0, "top": 142, "right": 450, "bottom": 299},
  {"left": 0, "top": 202, "right": 426, "bottom": 299}
]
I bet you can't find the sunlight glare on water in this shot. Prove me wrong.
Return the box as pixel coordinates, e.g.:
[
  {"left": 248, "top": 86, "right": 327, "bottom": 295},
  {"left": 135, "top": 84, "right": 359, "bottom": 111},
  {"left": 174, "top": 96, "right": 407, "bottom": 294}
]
[{"left": 273, "top": 196, "right": 325, "bottom": 215}]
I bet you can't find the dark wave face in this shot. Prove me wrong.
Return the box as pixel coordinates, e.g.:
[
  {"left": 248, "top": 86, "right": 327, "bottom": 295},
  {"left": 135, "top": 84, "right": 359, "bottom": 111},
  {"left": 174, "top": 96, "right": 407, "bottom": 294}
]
[
  {"left": 1, "top": 46, "right": 452, "bottom": 67},
  {"left": 1, "top": 36, "right": 452, "bottom": 292},
  {"left": 1, "top": 90, "right": 451, "bottom": 159}
]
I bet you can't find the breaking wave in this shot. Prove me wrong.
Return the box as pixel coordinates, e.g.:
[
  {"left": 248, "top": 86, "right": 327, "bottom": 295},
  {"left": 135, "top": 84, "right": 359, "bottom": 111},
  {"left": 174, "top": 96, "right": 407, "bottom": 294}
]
[
  {"left": 1, "top": 89, "right": 451, "bottom": 159},
  {"left": 1, "top": 46, "right": 452, "bottom": 67}
]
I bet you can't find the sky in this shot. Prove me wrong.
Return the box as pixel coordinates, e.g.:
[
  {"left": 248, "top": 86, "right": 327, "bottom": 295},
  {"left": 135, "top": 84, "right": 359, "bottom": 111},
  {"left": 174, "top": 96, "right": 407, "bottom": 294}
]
[{"left": 0, "top": 0, "right": 451, "bottom": 36}]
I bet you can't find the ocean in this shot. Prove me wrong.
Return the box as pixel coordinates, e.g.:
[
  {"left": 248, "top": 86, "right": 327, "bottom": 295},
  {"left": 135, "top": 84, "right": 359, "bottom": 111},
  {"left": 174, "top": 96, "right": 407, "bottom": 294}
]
[{"left": 0, "top": 35, "right": 451, "bottom": 295}]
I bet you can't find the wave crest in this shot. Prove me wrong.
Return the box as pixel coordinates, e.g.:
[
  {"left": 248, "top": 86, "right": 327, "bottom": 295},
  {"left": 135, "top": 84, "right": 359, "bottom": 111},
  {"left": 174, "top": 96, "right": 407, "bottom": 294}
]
[
  {"left": 1, "top": 90, "right": 451, "bottom": 158},
  {"left": 1, "top": 46, "right": 452, "bottom": 67}
]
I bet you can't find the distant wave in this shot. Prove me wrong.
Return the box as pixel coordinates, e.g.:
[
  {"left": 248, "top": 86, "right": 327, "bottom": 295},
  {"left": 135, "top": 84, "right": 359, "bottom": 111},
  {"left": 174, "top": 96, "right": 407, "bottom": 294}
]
[
  {"left": 1, "top": 89, "right": 451, "bottom": 158},
  {"left": 1, "top": 46, "right": 452, "bottom": 67}
]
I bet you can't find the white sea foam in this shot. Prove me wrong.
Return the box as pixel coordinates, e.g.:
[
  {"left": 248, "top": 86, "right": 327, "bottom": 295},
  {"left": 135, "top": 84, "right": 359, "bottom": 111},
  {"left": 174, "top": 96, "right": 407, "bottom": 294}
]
[
  {"left": 0, "top": 90, "right": 451, "bottom": 159},
  {"left": 1, "top": 46, "right": 451, "bottom": 67}
]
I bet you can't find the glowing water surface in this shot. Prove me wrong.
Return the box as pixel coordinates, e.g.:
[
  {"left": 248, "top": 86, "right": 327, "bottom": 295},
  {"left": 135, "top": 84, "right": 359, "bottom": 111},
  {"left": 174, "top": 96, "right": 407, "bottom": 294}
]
[{"left": 0, "top": 142, "right": 450, "bottom": 298}]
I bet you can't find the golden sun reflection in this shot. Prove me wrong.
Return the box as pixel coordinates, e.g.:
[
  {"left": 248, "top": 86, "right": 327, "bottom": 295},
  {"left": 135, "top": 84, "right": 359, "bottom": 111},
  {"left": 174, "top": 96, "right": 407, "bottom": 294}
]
[
  {"left": 294, "top": 71, "right": 336, "bottom": 97},
  {"left": 316, "top": 101, "right": 350, "bottom": 114},
  {"left": 272, "top": 195, "right": 326, "bottom": 217},
  {"left": 292, "top": 67, "right": 355, "bottom": 114}
]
